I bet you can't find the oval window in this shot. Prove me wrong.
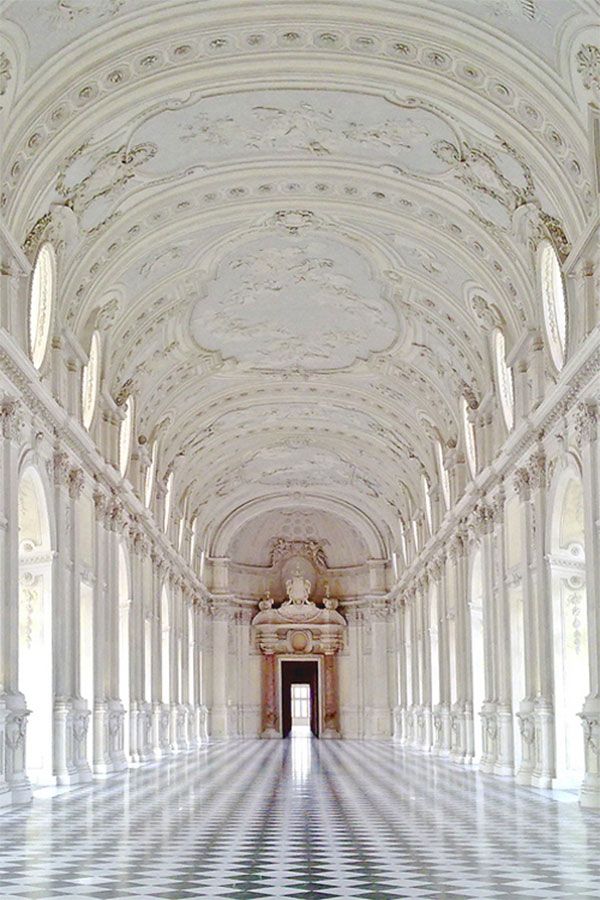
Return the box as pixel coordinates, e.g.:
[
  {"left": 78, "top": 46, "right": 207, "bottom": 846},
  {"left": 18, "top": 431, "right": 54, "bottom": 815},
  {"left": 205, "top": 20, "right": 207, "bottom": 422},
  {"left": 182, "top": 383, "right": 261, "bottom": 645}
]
[
  {"left": 539, "top": 240, "right": 567, "bottom": 370},
  {"left": 81, "top": 331, "right": 101, "bottom": 430},
  {"left": 29, "top": 242, "right": 55, "bottom": 370},
  {"left": 494, "top": 329, "right": 514, "bottom": 431}
]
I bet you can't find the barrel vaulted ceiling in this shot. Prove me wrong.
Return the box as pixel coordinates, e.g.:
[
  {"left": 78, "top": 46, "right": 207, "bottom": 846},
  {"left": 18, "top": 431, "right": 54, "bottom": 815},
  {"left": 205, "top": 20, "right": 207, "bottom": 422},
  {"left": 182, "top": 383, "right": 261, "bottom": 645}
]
[{"left": 1, "top": 0, "right": 597, "bottom": 570}]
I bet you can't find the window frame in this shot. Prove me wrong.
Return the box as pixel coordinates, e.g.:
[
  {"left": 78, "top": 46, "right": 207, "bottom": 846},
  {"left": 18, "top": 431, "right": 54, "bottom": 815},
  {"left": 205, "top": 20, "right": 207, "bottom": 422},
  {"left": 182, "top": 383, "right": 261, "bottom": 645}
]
[
  {"left": 29, "top": 242, "right": 56, "bottom": 370},
  {"left": 493, "top": 328, "right": 515, "bottom": 431},
  {"left": 81, "top": 330, "right": 101, "bottom": 430},
  {"left": 539, "top": 240, "right": 567, "bottom": 371}
]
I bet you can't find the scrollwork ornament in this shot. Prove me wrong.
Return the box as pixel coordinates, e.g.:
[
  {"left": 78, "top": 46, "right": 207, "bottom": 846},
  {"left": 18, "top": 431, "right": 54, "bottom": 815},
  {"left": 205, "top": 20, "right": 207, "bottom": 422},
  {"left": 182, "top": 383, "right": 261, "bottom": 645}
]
[
  {"left": 6, "top": 711, "right": 29, "bottom": 750},
  {"left": 576, "top": 44, "right": 600, "bottom": 94},
  {"left": 517, "top": 712, "right": 535, "bottom": 745},
  {"left": 579, "top": 714, "right": 600, "bottom": 756}
]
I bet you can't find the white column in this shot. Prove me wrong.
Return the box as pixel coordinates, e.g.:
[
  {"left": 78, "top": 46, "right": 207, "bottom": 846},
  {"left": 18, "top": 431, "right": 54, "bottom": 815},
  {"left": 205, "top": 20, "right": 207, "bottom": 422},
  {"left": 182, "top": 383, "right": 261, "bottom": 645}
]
[
  {"left": 514, "top": 466, "right": 537, "bottom": 784},
  {"left": 450, "top": 530, "right": 472, "bottom": 765},
  {"left": 0, "top": 398, "right": 31, "bottom": 805},
  {"left": 210, "top": 606, "right": 231, "bottom": 737},
  {"left": 366, "top": 603, "right": 392, "bottom": 737},
  {"left": 492, "top": 487, "right": 515, "bottom": 776},
  {"left": 91, "top": 489, "right": 112, "bottom": 774},
  {"left": 576, "top": 402, "right": 600, "bottom": 808},
  {"left": 438, "top": 553, "right": 452, "bottom": 755},
  {"left": 51, "top": 451, "right": 91, "bottom": 784},
  {"left": 150, "top": 554, "right": 165, "bottom": 757},
  {"left": 476, "top": 507, "right": 499, "bottom": 773},
  {"left": 514, "top": 448, "right": 554, "bottom": 788},
  {"left": 419, "top": 575, "right": 433, "bottom": 752}
]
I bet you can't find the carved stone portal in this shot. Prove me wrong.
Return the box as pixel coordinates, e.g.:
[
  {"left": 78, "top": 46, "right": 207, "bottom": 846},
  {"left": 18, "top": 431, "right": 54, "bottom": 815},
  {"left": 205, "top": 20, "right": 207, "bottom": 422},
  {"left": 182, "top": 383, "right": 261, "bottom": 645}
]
[{"left": 252, "top": 570, "right": 346, "bottom": 738}]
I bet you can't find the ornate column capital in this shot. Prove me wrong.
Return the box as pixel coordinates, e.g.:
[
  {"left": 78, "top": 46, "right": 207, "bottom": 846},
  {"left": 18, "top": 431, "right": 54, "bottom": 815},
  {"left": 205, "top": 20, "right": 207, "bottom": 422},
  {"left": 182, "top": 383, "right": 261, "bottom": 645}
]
[
  {"left": 68, "top": 467, "right": 84, "bottom": 500},
  {"left": 574, "top": 401, "right": 598, "bottom": 447},
  {"left": 49, "top": 450, "right": 71, "bottom": 487},
  {"left": 513, "top": 466, "right": 531, "bottom": 502},
  {"left": 107, "top": 496, "right": 126, "bottom": 532},
  {"left": 491, "top": 486, "right": 506, "bottom": 524},
  {"left": 448, "top": 531, "right": 466, "bottom": 560},
  {"left": 472, "top": 502, "right": 494, "bottom": 537},
  {"left": 527, "top": 447, "right": 547, "bottom": 491},
  {"left": 0, "top": 395, "right": 25, "bottom": 440}
]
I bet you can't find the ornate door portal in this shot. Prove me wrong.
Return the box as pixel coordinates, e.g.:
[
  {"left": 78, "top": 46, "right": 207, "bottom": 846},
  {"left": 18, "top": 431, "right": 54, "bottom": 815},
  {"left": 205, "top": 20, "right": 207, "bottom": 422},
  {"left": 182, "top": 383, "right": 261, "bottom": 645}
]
[
  {"left": 252, "top": 572, "right": 346, "bottom": 739},
  {"left": 281, "top": 660, "right": 319, "bottom": 737}
]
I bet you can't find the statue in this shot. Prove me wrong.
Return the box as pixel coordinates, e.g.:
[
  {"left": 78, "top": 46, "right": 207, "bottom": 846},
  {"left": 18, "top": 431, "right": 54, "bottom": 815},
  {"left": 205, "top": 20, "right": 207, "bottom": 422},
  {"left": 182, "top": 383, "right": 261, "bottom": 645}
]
[{"left": 284, "top": 569, "right": 312, "bottom": 605}]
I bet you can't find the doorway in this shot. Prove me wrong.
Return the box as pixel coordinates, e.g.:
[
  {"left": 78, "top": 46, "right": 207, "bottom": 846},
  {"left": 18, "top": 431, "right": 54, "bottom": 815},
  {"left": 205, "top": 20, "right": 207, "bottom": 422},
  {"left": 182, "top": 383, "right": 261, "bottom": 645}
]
[{"left": 281, "top": 660, "right": 319, "bottom": 737}]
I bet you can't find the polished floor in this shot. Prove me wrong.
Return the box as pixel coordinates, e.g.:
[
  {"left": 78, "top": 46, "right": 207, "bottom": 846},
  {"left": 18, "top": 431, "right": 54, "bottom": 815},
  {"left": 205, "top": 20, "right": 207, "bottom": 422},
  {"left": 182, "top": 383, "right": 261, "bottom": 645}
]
[{"left": 0, "top": 738, "right": 599, "bottom": 899}]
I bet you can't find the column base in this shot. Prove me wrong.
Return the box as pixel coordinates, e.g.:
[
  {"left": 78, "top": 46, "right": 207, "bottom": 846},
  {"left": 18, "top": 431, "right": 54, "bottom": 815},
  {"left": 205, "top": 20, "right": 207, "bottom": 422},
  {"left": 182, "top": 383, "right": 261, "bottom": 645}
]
[
  {"left": 580, "top": 773, "right": 600, "bottom": 809},
  {"left": 321, "top": 728, "right": 341, "bottom": 739},
  {"left": 260, "top": 727, "right": 280, "bottom": 739},
  {"left": 579, "top": 700, "right": 600, "bottom": 809}
]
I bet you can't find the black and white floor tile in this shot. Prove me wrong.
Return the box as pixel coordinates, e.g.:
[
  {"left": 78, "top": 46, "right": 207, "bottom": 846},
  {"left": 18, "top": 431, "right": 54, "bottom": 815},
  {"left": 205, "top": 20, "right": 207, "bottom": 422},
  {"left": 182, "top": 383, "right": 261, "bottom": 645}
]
[{"left": 1, "top": 737, "right": 599, "bottom": 899}]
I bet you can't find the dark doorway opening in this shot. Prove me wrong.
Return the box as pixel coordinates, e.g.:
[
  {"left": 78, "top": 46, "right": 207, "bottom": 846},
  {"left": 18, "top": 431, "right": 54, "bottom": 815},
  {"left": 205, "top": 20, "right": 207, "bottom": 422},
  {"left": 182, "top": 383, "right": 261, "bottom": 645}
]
[{"left": 281, "top": 659, "right": 319, "bottom": 737}]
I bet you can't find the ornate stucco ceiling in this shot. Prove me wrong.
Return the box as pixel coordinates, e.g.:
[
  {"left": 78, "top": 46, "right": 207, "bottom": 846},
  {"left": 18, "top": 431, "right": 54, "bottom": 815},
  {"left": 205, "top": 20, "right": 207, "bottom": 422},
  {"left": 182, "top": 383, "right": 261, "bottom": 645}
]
[{"left": 1, "top": 0, "right": 597, "bottom": 570}]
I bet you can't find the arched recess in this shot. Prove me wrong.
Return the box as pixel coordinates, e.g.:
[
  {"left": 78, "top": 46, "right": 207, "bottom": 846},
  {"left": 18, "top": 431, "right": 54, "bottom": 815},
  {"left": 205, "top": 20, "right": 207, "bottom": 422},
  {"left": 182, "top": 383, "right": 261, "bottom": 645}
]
[
  {"left": 548, "top": 462, "right": 588, "bottom": 785},
  {"left": 469, "top": 547, "right": 485, "bottom": 763},
  {"left": 118, "top": 541, "right": 131, "bottom": 759},
  {"left": 17, "top": 464, "right": 54, "bottom": 785}
]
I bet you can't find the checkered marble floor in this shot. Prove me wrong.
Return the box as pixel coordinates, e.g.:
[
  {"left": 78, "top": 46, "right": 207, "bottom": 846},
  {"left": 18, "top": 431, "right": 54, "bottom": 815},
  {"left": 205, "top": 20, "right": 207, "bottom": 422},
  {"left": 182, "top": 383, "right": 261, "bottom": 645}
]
[{"left": 0, "top": 738, "right": 599, "bottom": 899}]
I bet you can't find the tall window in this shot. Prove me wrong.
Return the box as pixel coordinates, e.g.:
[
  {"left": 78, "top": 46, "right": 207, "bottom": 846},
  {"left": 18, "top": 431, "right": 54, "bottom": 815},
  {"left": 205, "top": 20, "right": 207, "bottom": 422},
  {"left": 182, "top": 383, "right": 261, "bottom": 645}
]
[
  {"left": 119, "top": 397, "right": 134, "bottom": 478},
  {"left": 412, "top": 518, "right": 420, "bottom": 553},
  {"left": 422, "top": 474, "right": 433, "bottom": 534},
  {"left": 462, "top": 395, "right": 477, "bottom": 478},
  {"left": 493, "top": 329, "right": 514, "bottom": 431},
  {"left": 81, "top": 330, "right": 100, "bottom": 430},
  {"left": 399, "top": 521, "right": 408, "bottom": 565},
  {"left": 539, "top": 240, "right": 567, "bottom": 371},
  {"left": 29, "top": 243, "right": 55, "bottom": 370},
  {"left": 190, "top": 516, "right": 198, "bottom": 566},
  {"left": 164, "top": 470, "right": 174, "bottom": 532},
  {"left": 435, "top": 440, "right": 450, "bottom": 510},
  {"left": 145, "top": 441, "right": 158, "bottom": 507}
]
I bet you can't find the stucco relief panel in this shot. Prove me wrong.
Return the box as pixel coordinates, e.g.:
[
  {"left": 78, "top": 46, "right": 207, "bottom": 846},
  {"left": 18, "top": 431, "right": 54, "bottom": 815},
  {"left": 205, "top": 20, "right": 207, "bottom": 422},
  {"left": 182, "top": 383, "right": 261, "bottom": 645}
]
[{"left": 190, "top": 232, "right": 400, "bottom": 370}]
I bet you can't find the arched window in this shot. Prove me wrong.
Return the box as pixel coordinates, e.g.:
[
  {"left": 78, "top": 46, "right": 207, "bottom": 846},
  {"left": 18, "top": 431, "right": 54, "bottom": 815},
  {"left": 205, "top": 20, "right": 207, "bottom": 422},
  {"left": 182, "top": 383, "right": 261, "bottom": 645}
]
[
  {"left": 145, "top": 441, "right": 158, "bottom": 507},
  {"left": 412, "top": 518, "right": 420, "bottom": 553},
  {"left": 119, "top": 397, "right": 134, "bottom": 478},
  {"left": 164, "top": 470, "right": 174, "bottom": 532},
  {"left": 435, "top": 440, "right": 450, "bottom": 510},
  {"left": 29, "top": 242, "right": 55, "bottom": 370},
  {"left": 422, "top": 474, "right": 433, "bottom": 534},
  {"left": 493, "top": 329, "right": 514, "bottom": 431},
  {"left": 81, "top": 330, "right": 101, "bottom": 430},
  {"left": 539, "top": 240, "right": 567, "bottom": 371},
  {"left": 190, "top": 516, "right": 198, "bottom": 565},
  {"left": 462, "top": 395, "right": 477, "bottom": 478},
  {"left": 399, "top": 521, "right": 408, "bottom": 565}
]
